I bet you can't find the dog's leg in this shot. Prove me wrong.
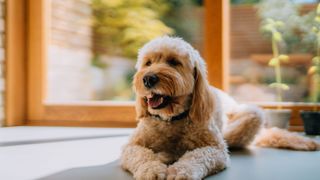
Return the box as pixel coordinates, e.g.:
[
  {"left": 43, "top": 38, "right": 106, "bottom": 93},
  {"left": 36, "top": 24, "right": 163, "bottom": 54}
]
[
  {"left": 224, "top": 105, "right": 319, "bottom": 151},
  {"left": 121, "top": 144, "right": 167, "bottom": 180},
  {"left": 167, "top": 146, "right": 229, "bottom": 180},
  {"left": 254, "top": 127, "right": 320, "bottom": 151},
  {"left": 223, "top": 104, "right": 264, "bottom": 148}
]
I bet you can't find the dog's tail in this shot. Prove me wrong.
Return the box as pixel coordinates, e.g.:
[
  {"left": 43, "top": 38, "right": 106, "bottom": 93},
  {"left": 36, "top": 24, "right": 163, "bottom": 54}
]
[{"left": 253, "top": 127, "right": 320, "bottom": 151}]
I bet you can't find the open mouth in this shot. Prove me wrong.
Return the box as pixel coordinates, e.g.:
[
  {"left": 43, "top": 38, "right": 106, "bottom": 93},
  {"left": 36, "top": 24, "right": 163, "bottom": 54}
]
[{"left": 145, "top": 93, "right": 171, "bottom": 109}]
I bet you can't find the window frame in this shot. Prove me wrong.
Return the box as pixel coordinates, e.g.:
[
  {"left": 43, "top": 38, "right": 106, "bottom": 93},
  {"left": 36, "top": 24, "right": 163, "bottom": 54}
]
[
  {"left": 5, "top": 0, "right": 27, "bottom": 126},
  {"left": 29, "top": 0, "right": 137, "bottom": 127},
  {"left": 5, "top": 0, "right": 317, "bottom": 130}
]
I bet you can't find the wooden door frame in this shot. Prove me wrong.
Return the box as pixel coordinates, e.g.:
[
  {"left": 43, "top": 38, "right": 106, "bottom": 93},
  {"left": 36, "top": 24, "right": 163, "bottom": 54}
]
[{"left": 205, "top": 0, "right": 230, "bottom": 91}]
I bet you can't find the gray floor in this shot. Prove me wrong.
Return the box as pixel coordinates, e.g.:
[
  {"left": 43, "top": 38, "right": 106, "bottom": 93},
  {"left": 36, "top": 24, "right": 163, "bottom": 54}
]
[
  {"left": 0, "top": 127, "right": 133, "bottom": 180},
  {"left": 41, "top": 147, "right": 320, "bottom": 180},
  {"left": 1, "top": 127, "right": 320, "bottom": 180}
]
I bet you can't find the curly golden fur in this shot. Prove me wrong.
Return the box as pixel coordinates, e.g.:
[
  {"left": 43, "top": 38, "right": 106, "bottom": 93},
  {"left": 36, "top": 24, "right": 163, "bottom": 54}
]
[{"left": 121, "top": 36, "right": 320, "bottom": 180}]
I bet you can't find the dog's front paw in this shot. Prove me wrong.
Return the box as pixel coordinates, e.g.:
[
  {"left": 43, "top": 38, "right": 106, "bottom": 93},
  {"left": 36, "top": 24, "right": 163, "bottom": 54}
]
[
  {"left": 134, "top": 161, "right": 167, "bottom": 180},
  {"left": 167, "top": 165, "right": 199, "bottom": 180}
]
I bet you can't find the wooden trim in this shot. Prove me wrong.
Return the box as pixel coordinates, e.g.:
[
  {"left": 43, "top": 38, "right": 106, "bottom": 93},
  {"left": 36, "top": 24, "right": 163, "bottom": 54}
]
[
  {"left": 204, "top": 0, "right": 230, "bottom": 91},
  {"left": 27, "top": 103, "right": 136, "bottom": 127},
  {"left": 289, "top": 126, "right": 304, "bottom": 132},
  {"left": 251, "top": 54, "right": 313, "bottom": 66},
  {"left": 27, "top": 120, "right": 136, "bottom": 128},
  {"left": 27, "top": 0, "right": 48, "bottom": 121},
  {"left": 5, "top": 0, "right": 27, "bottom": 126},
  {"left": 43, "top": 104, "right": 135, "bottom": 122}
]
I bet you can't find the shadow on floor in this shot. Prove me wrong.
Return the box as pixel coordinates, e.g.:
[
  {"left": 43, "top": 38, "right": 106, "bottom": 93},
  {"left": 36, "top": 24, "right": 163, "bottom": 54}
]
[
  {"left": 39, "top": 149, "right": 255, "bottom": 180},
  {"left": 40, "top": 160, "right": 133, "bottom": 180}
]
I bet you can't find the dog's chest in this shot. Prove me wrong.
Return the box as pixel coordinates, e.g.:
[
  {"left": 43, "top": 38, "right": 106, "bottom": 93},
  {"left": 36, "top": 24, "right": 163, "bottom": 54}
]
[
  {"left": 137, "top": 119, "right": 216, "bottom": 156},
  {"left": 148, "top": 131, "right": 187, "bottom": 154},
  {"left": 145, "top": 123, "right": 200, "bottom": 154}
]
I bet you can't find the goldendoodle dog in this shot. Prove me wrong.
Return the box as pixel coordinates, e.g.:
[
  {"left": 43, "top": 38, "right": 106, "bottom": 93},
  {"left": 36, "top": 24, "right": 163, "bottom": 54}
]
[{"left": 121, "top": 36, "right": 319, "bottom": 180}]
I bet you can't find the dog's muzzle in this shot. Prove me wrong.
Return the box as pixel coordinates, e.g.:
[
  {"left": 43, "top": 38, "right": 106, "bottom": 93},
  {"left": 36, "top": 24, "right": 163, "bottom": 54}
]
[{"left": 143, "top": 74, "right": 159, "bottom": 88}]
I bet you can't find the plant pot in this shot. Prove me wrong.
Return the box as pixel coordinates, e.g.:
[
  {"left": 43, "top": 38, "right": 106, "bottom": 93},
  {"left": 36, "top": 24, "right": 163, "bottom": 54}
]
[
  {"left": 264, "top": 109, "right": 292, "bottom": 129},
  {"left": 300, "top": 111, "right": 320, "bottom": 135}
]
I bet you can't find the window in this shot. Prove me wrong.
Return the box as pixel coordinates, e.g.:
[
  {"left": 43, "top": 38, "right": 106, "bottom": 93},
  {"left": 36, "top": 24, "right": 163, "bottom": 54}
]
[
  {"left": 7, "top": 0, "right": 224, "bottom": 127},
  {"left": 229, "top": 0, "right": 320, "bottom": 130},
  {"left": 229, "top": 0, "right": 318, "bottom": 103},
  {"left": 47, "top": 0, "right": 204, "bottom": 102},
  {"left": 6, "top": 0, "right": 316, "bottom": 130}
]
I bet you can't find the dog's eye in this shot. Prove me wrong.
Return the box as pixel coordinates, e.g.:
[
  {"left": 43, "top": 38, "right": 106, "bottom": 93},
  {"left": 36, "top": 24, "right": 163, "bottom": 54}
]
[
  {"left": 145, "top": 60, "right": 152, "bottom": 66},
  {"left": 167, "top": 58, "right": 181, "bottom": 67}
]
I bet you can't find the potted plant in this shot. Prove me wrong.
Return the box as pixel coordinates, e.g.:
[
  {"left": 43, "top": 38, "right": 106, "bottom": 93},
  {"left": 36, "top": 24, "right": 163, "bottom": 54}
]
[
  {"left": 300, "top": 4, "right": 320, "bottom": 135},
  {"left": 248, "top": 0, "right": 314, "bottom": 105},
  {"left": 252, "top": 0, "right": 314, "bottom": 63},
  {"left": 262, "top": 18, "right": 292, "bottom": 129}
]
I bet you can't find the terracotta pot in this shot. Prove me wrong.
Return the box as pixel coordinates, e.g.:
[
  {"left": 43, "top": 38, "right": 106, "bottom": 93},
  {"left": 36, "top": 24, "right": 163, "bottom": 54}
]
[
  {"left": 264, "top": 109, "right": 292, "bottom": 129},
  {"left": 300, "top": 111, "right": 320, "bottom": 135}
]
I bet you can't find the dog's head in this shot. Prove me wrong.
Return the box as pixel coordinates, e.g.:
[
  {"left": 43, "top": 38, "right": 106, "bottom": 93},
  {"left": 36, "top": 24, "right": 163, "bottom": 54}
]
[{"left": 133, "top": 36, "right": 214, "bottom": 122}]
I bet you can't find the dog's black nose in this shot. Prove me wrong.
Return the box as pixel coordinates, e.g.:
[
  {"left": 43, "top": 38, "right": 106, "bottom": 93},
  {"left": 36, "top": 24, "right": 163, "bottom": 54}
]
[{"left": 143, "top": 74, "right": 159, "bottom": 88}]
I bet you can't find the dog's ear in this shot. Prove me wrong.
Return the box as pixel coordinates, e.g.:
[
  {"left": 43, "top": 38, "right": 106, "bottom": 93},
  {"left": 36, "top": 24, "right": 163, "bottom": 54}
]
[
  {"left": 135, "top": 97, "right": 148, "bottom": 120},
  {"left": 189, "top": 61, "right": 214, "bottom": 123},
  {"left": 132, "top": 72, "right": 148, "bottom": 120}
]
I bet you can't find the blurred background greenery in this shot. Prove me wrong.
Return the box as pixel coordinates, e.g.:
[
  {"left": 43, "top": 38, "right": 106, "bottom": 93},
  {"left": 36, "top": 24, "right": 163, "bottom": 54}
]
[
  {"left": 89, "top": 0, "right": 204, "bottom": 100},
  {"left": 91, "top": 0, "right": 203, "bottom": 59}
]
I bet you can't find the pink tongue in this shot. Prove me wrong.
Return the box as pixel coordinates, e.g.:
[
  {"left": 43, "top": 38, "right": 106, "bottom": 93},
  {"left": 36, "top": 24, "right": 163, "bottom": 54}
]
[{"left": 148, "top": 96, "right": 163, "bottom": 108}]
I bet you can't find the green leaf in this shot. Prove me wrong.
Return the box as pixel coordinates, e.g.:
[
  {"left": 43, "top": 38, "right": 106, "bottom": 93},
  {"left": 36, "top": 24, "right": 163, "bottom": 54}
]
[
  {"left": 268, "top": 58, "right": 279, "bottom": 66},
  {"left": 269, "top": 83, "right": 277, "bottom": 88},
  {"left": 269, "top": 83, "right": 289, "bottom": 90},
  {"left": 278, "top": 55, "right": 289, "bottom": 62},
  {"left": 315, "top": 16, "right": 320, "bottom": 23},
  {"left": 269, "top": 83, "right": 280, "bottom": 89},
  {"left": 312, "top": 26, "right": 318, "bottom": 33},
  {"left": 317, "top": 3, "right": 320, "bottom": 15},
  {"left": 308, "top": 66, "right": 318, "bottom": 74},
  {"left": 280, "top": 84, "right": 290, "bottom": 90},
  {"left": 273, "top": 31, "right": 282, "bottom": 42},
  {"left": 275, "top": 21, "right": 284, "bottom": 28},
  {"left": 262, "top": 24, "right": 273, "bottom": 32},
  {"left": 266, "top": 18, "right": 275, "bottom": 24},
  {"left": 312, "top": 57, "right": 320, "bottom": 64}
]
